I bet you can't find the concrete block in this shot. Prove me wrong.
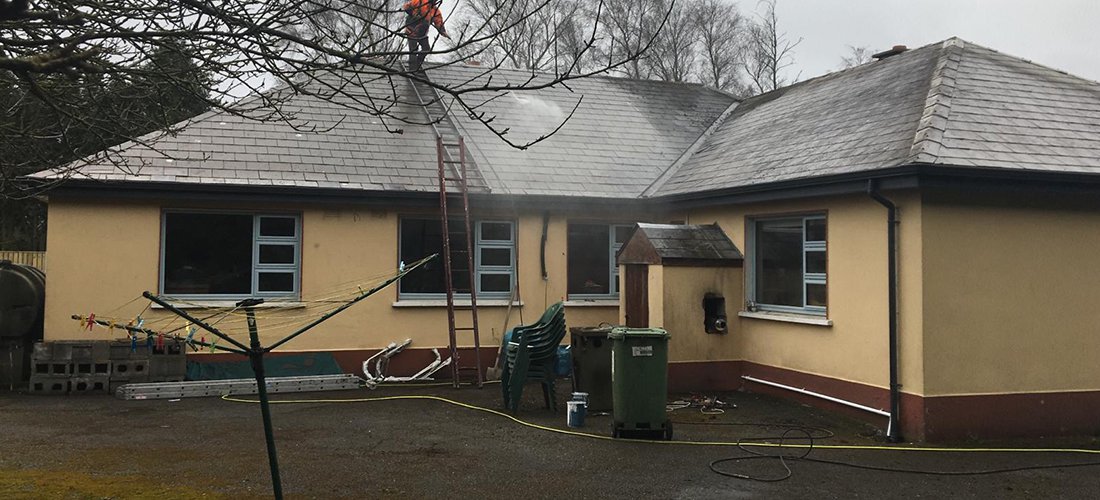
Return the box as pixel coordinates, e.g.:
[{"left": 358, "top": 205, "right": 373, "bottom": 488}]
[
  {"left": 109, "top": 340, "right": 151, "bottom": 361},
  {"left": 111, "top": 359, "right": 150, "bottom": 379},
  {"left": 70, "top": 375, "right": 110, "bottom": 394},
  {"left": 150, "top": 355, "right": 186, "bottom": 379},
  {"left": 48, "top": 342, "right": 73, "bottom": 361},
  {"left": 33, "top": 361, "right": 71, "bottom": 377},
  {"left": 156, "top": 339, "right": 184, "bottom": 356},
  {"left": 28, "top": 376, "right": 70, "bottom": 395},
  {"left": 32, "top": 342, "right": 49, "bottom": 360},
  {"left": 69, "top": 341, "right": 110, "bottom": 361},
  {"left": 72, "top": 360, "right": 112, "bottom": 376}
]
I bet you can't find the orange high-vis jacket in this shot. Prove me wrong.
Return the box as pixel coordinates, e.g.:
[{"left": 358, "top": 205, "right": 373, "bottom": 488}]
[{"left": 403, "top": 0, "right": 445, "bottom": 39}]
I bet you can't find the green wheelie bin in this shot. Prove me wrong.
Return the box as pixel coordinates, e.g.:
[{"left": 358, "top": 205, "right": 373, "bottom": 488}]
[{"left": 609, "top": 327, "right": 672, "bottom": 440}]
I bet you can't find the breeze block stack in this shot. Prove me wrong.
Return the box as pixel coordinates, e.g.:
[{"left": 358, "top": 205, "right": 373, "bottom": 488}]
[{"left": 29, "top": 338, "right": 186, "bottom": 394}]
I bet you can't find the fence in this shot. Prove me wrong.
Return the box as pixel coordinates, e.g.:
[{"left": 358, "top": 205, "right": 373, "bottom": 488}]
[{"left": 0, "top": 251, "right": 46, "bottom": 272}]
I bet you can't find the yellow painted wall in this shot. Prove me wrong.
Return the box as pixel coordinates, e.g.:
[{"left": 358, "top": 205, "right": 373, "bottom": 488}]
[
  {"left": 45, "top": 190, "right": 939, "bottom": 398},
  {"left": 921, "top": 191, "right": 1100, "bottom": 396},
  {"left": 44, "top": 199, "right": 162, "bottom": 342},
  {"left": 43, "top": 199, "right": 624, "bottom": 351},
  {"left": 657, "top": 266, "right": 743, "bottom": 362},
  {"left": 679, "top": 191, "right": 925, "bottom": 395}
]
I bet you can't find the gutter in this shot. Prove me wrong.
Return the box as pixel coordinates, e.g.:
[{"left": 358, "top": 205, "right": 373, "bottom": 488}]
[
  {"left": 36, "top": 164, "right": 1100, "bottom": 212},
  {"left": 867, "top": 179, "right": 902, "bottom": 442},
  {"left": 44, "top": 179, "right": 662, "bottom": 214},
  {"left": 657, "top": 163, "right": 1100, "bottom": 208}
]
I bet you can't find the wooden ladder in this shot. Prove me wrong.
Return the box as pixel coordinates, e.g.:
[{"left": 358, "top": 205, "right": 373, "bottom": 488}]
[{"left": 407, "top": 72, "right": 484, "bottom": 388}]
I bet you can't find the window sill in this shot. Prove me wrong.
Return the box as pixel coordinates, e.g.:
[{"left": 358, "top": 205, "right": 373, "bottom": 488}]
[
  {"left": 392, "top": 299, "right": 523, "bottom": 308},
  {"left": 738, "top": 310, "right": 832, "bottom": 327},
  {"left": 151, "top": 300, "right": 306, "bottom": 310},
  {"left": 563, "top": 299, "right": 620, "bottom": 307}
]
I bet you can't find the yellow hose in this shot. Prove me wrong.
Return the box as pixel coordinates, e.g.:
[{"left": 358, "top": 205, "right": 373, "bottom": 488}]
[{"left": 220, "top": 393, "right": 1100, "bottom": 455}]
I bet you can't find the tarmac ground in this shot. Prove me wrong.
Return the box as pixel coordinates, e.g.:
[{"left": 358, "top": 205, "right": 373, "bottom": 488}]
[{"left": 2, "top": 382, "right": 1099, "bottom": 499}]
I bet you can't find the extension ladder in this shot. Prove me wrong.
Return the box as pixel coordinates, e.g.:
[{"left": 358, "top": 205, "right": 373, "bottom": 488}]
[{"left": 406, "top": 72, "right": 485, "bottom": 388}]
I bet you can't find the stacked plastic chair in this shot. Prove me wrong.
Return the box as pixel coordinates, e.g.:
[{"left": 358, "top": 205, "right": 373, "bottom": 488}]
[{"left": 500, "top": 302, "right": 566, "bottom": 412}]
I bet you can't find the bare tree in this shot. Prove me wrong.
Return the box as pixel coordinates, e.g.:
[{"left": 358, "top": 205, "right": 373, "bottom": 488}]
[
  {"left": 456, "top": 0, "right": 759, "bottom": 94},
  {"left": 454, "top": 0, "right": 591, "bottom": 72},
  {"left": 0, "top": 0, "right": 663, "bottom": 199},
  {"left": 644, "top": 0, "right": 698, "bottom": 82},
  {"left": 840, "top": 44, "right": 873, "bottom": 69},
  {"left": 289, "top": 0, "right": 407, "bottom": 59},
  {"left": 694, "top": 0, "right": 748, "bottom": 94},
  {"left": 743, "top": 0, "right": 800, "bottom": 95},
  {"left": 590, "top": 0, "right": 670, "bottom": 79}
]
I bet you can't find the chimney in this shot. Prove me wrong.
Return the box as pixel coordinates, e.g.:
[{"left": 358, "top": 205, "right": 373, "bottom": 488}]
[{"left": 872, "top": 45, "right": 908, "bottom": 60}]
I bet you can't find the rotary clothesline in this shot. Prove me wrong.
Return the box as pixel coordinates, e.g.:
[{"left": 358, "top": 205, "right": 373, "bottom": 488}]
[{"left": 68, "top": 253, "right": 439, "bottom": 500}]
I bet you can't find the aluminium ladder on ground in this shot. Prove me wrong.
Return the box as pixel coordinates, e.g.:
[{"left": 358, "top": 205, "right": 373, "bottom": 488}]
[{"left": 405, "top": 71, "right": 485, "bottom": 389}]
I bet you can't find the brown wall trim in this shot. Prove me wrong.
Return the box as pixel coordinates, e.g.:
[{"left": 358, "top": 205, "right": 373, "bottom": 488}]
[
  {"left": 667, "top": 360, "right": 743, "bottom": 393},
  {"left": 738, "top": 362, "right": 1100, "bottom": 442},
  {"left": 922, "top": 391, "right": 1100, "bottom": 442}
]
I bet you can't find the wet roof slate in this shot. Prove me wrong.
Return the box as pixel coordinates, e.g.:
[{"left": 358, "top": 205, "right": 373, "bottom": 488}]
[
  {"left": 38, "top": 38, "right": 1100, "bottom": 199},
  {"left": 40, "top": 66, "right": 734, "bottom": 198},
  {"left": 653, "top": 38, "right": 1100, "bottom": 196},
  {"left": 629, "top": 223, "right": 743, "bottom": 261}
]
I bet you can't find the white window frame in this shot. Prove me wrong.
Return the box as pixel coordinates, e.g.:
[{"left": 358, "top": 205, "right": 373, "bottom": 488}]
[
  {"left": 474, "top": 220, "right": 516, "bottom": 296},
  {"left": 567, "top": 223, "right": 633, "bottom": 300},
  {"left": 397, "top": 218, "right": 515, "bottom": 300},
  {"left": 159, "top": 211, "right": 301, "bottom": 300},
  {"left": 746, "top": 214, "right": 827, "bottom": 316}
]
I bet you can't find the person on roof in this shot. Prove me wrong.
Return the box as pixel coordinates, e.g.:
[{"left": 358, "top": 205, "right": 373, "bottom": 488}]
[{"left": 403, "top": 0, "right": 450, "bottom": 72}]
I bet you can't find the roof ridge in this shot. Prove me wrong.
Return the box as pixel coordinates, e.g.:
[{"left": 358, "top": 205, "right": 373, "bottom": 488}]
[
  {"left": 445, "top": 62, "right": 740, "bottom": 96},
  {"left": 907, "top": 38, "right": 965, "bottom": 164},
  {"left": 640, "top": 100, "right": 741, "bottom": 197}
]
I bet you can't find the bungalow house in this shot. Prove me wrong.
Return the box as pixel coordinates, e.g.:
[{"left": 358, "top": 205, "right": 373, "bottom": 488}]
[{"left": 34, "top": 38, "right": 1100, "bottom": 441}]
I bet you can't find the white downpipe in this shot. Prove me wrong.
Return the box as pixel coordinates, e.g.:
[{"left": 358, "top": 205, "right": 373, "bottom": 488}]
[{"left": 741, "top": 375, "right": 893, "bottom": 435}]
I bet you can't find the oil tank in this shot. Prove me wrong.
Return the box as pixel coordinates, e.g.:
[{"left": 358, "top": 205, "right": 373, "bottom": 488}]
[
  {"left": 1, "top": 260, "right": 45, "bottom": 388},
  {"left": 1, "top": 260, "right": 45, "bottom": 338}
]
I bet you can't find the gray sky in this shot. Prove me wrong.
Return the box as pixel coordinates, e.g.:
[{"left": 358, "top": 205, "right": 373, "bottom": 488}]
[{"left": 773, "top": 0, "right": 1100, "bottom": 82}]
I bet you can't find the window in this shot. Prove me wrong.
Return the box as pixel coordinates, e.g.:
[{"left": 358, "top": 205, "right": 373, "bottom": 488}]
[
  {"left": 567, "top": 223, "right": 633, "bottom": 298},
  {"left": 398, "top": 218, "right": 515, "bottom": 298},
  {"left": 161, "top": 212, "right": 300, "bottom": 298},
  {"left": 748, "top": 215, "right": 826, "bottom": 315}
]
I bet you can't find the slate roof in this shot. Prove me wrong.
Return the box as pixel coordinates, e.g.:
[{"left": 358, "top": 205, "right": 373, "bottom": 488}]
[
  {"left": 39, "top": 38, "right": 1100, "bottom": 200},
  {"left": 48, "top": 74, "right": 449, "bottom": 192},
  {"left": 40, "top": 66, "right": 734, "bottom": 198},
  {"left": 625, "top": 223, "right": 743, "bottom": 262},
  {"left": 434, "top": 66, "right": 735, "bottom": 197},
  {"left": 653, "top": 38, "right": 1100, "bottom": 196},
  {"left": 909, "top": 41, "right": 1100, "bottom": 172}
]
